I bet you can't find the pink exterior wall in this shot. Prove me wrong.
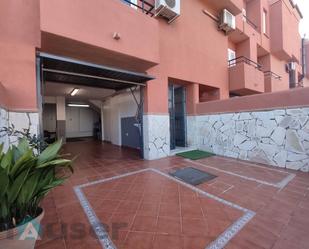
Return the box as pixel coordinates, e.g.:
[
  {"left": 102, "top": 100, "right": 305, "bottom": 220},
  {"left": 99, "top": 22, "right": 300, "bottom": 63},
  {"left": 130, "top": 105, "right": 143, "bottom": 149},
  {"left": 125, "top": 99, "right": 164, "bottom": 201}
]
[
  {"left": 40, "top": 0, "right": 232, "bottom": 114},
  {"left": 246, "top": 0, "right": 262, "bottom": 32},
  {"left": 229, "top": 63, "right": 264, "bottom": 94},
  {"left": 259, "top": 0, "right": 271, "bottom": 52},
  {"left": 144, "top": 66, "right": 168, "bottom": 114},
  {"left": 236, "top": 38, "right": 257, "bottom": 61},
  {"left": 230, "top": 0, "right": 271, "bottom": 55},
  {"left": 258, "top": 54, "right": 271, "bottom": 71},
  {"left": 228, "top": 40, "right": 236, "bottom": 51},
  {"left": 186, "top": 83, "right": 199, "bottom": 115},
  {"left": 0, "top": 43, "right": 38, "bottom": 111},
  {"left": 259, "top": 54, "right": 289, "bottom": 92},
  {"left": 0, "top": 0, "right": 303, "bottom": 114},
  {"left": 0, "top": 82, "right": 7, "bottom": 109},
  {"left": 228, "top": 0, "right": 300, "bottom": 95},
  {"left": 204, "top": 0, "right": 243, "bottom": 15},
  {"left": 270, "top": 0, "right": 301, "bottom": 61},
  {"left": 40, "top": 0, "right": 159, "bottom": 72},
  {"left": 231, "top": 0, "right": 301, "bottom": 94},
  {"left": 0, "top": 0, "right": 40, "bottom": 47},
  {"left": 0, "top": 0, "right": 40, "bottom": 111},
  {"left": 269, "top": 55, "right": 290, "bottom": 91},
  {"left": 197, "top": 86, "right": 309, "bottom": 115},
  {"left": 145, "top": 0, "right": 234, "bottom": 114}
]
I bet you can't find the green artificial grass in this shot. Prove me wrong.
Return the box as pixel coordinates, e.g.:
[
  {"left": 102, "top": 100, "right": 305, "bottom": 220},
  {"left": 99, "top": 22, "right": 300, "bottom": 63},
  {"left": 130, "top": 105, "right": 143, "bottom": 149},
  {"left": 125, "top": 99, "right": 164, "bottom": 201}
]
[{"left": 176, "top": 150, "right": 215, "bottom": 160}]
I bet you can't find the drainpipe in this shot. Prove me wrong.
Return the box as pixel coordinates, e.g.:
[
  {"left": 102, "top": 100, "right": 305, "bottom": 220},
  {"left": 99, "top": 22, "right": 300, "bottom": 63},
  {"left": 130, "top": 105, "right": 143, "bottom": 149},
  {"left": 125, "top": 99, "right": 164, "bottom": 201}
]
[
  {"left": 301, "top": 37, "right": 306, "bottom": 81},
  {"left": 295, "top": 37, "right": 307, "bottom": 87},
  {"left": 289, "top": 62, "right": 296, "bottom": 88}
]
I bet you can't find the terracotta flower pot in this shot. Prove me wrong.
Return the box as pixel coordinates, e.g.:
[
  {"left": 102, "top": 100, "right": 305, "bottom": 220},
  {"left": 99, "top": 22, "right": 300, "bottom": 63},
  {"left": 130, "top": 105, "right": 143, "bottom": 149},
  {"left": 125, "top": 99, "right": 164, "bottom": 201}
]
[{"left": 0, "top": 210, "right": 44, "bottom": 249}]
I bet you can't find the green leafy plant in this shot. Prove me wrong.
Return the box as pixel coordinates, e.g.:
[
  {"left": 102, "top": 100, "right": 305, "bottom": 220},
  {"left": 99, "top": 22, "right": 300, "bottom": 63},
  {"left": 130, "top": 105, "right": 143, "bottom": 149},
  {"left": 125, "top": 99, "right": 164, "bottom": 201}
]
[
  {"left": 0, "top": 139, "right": 73, "bottom": 232},
  {"left": 0, "top": 124, "right": 48, "bottom": 152}
]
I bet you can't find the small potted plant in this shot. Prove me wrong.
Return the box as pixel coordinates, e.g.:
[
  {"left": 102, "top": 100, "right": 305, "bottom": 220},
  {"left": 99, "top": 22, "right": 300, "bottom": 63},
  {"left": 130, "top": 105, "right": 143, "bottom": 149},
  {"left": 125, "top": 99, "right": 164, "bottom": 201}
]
[{"left": 0, "top": 138, "right": 73, "bottom": 249}]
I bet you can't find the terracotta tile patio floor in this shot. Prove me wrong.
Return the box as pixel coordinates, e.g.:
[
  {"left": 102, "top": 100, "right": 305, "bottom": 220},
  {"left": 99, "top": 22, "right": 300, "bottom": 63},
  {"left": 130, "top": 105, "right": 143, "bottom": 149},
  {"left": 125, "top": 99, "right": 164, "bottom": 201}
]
[{"left": 35, "top": 141, "right": 309, "bottom": 249}]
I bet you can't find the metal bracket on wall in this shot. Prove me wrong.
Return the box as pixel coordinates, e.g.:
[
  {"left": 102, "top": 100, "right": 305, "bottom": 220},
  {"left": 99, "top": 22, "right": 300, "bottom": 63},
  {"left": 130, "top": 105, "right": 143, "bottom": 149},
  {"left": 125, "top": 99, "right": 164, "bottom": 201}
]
[{"left": 129, "top": 86, "right": 143, "bottom": 125}]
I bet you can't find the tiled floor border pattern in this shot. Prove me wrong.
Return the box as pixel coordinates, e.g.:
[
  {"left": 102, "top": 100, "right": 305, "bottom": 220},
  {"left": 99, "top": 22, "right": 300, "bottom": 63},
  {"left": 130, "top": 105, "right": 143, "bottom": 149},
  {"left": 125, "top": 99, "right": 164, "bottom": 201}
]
[
  {"left": 74, "top": 168, "right": 256, "bottom": 249},
  {"left": 185, "top": 159, "right": 296, "bottom": 189}
]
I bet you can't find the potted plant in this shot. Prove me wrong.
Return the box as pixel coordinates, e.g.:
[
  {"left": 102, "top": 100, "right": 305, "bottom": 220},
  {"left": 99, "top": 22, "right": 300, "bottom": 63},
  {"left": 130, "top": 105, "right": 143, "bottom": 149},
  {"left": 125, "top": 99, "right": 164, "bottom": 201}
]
[{"left": 0, "top": 138, "right": 73, "bottom": 249}]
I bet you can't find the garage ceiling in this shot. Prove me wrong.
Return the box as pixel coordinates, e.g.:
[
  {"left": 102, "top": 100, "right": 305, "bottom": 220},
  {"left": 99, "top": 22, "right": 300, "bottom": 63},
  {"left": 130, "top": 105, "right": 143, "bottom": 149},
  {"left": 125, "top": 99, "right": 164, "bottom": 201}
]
[
  {"left": 40, "top": 53, "right": 155, "bottom": 91},
  {"left": 44, "top": 82, "right": 115, "bottom": 100}
]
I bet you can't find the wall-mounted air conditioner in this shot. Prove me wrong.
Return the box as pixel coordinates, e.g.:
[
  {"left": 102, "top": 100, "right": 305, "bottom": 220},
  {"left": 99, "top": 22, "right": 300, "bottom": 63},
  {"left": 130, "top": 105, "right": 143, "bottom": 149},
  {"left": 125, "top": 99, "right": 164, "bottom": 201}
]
[
  {"left": 286, "top": 62, "right": 296, "bottom": 72},
  {"left": 219, "top": 9, "right": 236, "bottom": 34},
  {"left": 155, "top": 0, "right": 180, "bottom": 24}
]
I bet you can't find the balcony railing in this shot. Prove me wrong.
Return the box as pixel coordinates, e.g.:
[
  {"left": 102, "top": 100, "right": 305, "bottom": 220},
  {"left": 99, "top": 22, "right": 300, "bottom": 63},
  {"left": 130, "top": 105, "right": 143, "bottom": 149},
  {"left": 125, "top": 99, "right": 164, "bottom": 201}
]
[
  {"left": 228, "top": 59, "right": 283, "bottom": 82},
  {"left": 228, "top": 56, "right": 265, "bottom": 94},
  {"left": 228, "top": 56, "right": 262, "bottom": 70},
  {"left": 264, "top": 71, "right": 282, "bottom": 80},
  {"left": 295, "top": 82, "right": 304, "bottom": 88},
  {"left": 122, "top": 0, "right": 155, "bottom": 16}
]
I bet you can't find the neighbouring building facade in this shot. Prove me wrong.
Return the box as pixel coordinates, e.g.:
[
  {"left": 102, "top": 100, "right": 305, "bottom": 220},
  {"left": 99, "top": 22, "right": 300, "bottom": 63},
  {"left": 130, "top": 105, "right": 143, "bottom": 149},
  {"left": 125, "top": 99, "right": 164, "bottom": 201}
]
[
  {"left": 303, "top": 39, "right": 309, "bottom": 86},
  {"left": 1, "top": 0, "right": 309, "bottom": 171}
]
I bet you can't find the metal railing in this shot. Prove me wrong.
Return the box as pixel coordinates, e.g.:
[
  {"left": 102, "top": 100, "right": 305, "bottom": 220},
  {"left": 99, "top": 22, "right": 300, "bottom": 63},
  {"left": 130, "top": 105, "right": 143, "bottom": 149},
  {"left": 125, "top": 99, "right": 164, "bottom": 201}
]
[
  {"left": 122, "top": 0, "right": 155, "bottom": 16},
  {"left": 243, "top": 15, "right": 258, "bottom": 31},
  {"left": 228, "top": 58, "right": 284, "bottom": 81},
  {"left": 228, "top": 56, "right": 262, "bottom": 70},
  {"left": 295, "top": 82, "right": 304, "bottom": 88},
  {"left": 264, "top": 71, "right": 282, "bottom": 80}
]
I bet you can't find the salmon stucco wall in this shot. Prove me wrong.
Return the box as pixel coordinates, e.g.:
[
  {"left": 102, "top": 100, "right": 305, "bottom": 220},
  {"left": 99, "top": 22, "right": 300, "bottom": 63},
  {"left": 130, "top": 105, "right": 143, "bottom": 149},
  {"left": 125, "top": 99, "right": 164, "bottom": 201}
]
[
  {"left": 0, "top": 83, "right": 7, "bottom": 109},
  {"left": 196, "top": 87, "right": 309, "bottom": 115},
  {"left": 0, "top": 0, "right": 40, "bottom": 111},
  {"left": 40, "top": 0, "right": 159, "bottom": 72},
  {"left": 0, "top": 43, "right": 38, "bottom": 111},
  {"left": 145, "top": 0, "right": 231, "bottom": 114},
  {"left": 40, "top": 0, "right": 231, "bottom": 115},
  {"left": 0, "top": 0, "right": 41, "bottom": 151},
  {"left": 270, "top": 0, "right": 301, "bottom": 61},
  {"left": 269, "top": 55, "right": 290, "bottom": 91}
]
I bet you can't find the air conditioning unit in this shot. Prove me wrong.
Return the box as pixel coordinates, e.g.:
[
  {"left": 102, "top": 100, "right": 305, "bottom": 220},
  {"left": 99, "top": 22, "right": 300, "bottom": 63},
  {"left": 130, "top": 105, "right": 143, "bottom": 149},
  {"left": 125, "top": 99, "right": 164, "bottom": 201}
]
[
  {"left": 219, "top": 9, "right": 236, "bottom": 34},
  {"left": 286, "top": 62, "right": 296, "bottom": 72},
  {"left": 155, "top": 0, "right": 180, "bottom": 24}
]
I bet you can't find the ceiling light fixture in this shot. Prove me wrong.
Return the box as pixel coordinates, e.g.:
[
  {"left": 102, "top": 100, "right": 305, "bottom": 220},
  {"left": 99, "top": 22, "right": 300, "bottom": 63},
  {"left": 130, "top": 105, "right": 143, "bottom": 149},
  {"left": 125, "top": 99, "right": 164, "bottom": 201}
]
[
  {"left": 70, "top": 88, "right": 80, "bottom": 96},
  {"left": 68, "top": 103, "right": 89, "bottom": 108}
]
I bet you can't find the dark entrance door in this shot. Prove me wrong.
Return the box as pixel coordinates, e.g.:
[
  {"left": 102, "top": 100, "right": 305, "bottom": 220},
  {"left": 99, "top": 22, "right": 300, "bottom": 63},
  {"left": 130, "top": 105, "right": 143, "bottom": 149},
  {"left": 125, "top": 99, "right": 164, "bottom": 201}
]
[
  {"left": 121, "top": 117, "right": 140, "bottom": 149},
  {"left": 169, "top": 84, "right": 186, "bottom": 150}
]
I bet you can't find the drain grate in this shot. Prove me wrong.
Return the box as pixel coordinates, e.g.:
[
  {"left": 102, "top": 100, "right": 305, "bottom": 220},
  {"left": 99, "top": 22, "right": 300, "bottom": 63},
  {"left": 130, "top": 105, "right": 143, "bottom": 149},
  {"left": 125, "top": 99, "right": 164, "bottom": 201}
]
[{"left": 169, "top": 167, "right": 217, "bottom": 186}]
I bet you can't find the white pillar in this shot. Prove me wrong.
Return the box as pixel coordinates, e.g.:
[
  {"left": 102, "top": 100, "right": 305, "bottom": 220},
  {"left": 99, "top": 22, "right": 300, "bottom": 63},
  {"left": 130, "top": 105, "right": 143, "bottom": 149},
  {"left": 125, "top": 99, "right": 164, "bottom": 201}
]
[
  {"left": 100, "top": 101, "right": 104, "bottom": 141},
  {"left": 56, "top": 96, "right": 66, "bottom": 142}
]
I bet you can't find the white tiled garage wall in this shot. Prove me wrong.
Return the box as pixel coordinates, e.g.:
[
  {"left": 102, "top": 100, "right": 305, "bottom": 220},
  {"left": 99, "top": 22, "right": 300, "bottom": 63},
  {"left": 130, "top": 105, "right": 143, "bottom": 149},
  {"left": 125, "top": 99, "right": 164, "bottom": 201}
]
[
  {"left": 102, "top": 90, "right": 139, "bottom": 146},
  {"left": 66, "top": 106, "right": 99, "bottom": 138}
]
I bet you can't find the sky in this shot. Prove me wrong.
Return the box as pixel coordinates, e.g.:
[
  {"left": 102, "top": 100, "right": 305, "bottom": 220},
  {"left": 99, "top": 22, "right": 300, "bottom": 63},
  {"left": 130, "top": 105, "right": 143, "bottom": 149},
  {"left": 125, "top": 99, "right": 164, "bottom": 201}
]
[{"left": 294, "top": 0, "right": 309, "bottom": 37}]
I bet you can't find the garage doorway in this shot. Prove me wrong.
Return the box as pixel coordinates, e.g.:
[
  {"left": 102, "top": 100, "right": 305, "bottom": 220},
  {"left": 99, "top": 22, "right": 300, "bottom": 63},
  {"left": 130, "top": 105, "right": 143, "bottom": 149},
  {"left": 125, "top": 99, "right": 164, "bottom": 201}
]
[
  {"left": 36, "top": 52, "right": 154, "bottom": 158},
  {"left": 42, "top": 103, "right": 57, "bottom": 143}
]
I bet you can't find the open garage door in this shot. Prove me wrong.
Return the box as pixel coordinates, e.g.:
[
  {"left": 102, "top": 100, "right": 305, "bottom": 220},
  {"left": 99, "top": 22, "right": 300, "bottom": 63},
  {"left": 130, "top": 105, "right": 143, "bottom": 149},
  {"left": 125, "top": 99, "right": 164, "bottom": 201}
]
[
  {"left": 36, "top": 52, "right": 155, "bottom": 158},
  {"left": 40, "top": 52, "right": 154, "bottom": 90}
]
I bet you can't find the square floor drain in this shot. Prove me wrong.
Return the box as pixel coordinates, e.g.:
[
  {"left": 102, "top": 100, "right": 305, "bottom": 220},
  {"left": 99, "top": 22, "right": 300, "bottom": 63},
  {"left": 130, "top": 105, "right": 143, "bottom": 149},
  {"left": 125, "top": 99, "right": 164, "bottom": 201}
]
[{"left": 169, "top": 167, "right": 217, "bottom": 186}]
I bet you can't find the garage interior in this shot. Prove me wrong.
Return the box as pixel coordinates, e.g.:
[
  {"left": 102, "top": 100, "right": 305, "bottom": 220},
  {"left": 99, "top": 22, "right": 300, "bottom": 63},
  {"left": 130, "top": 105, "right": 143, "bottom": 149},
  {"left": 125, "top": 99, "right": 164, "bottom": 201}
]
[{"left": 38, "top": 53, "right": 154, "bottom": 157}]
